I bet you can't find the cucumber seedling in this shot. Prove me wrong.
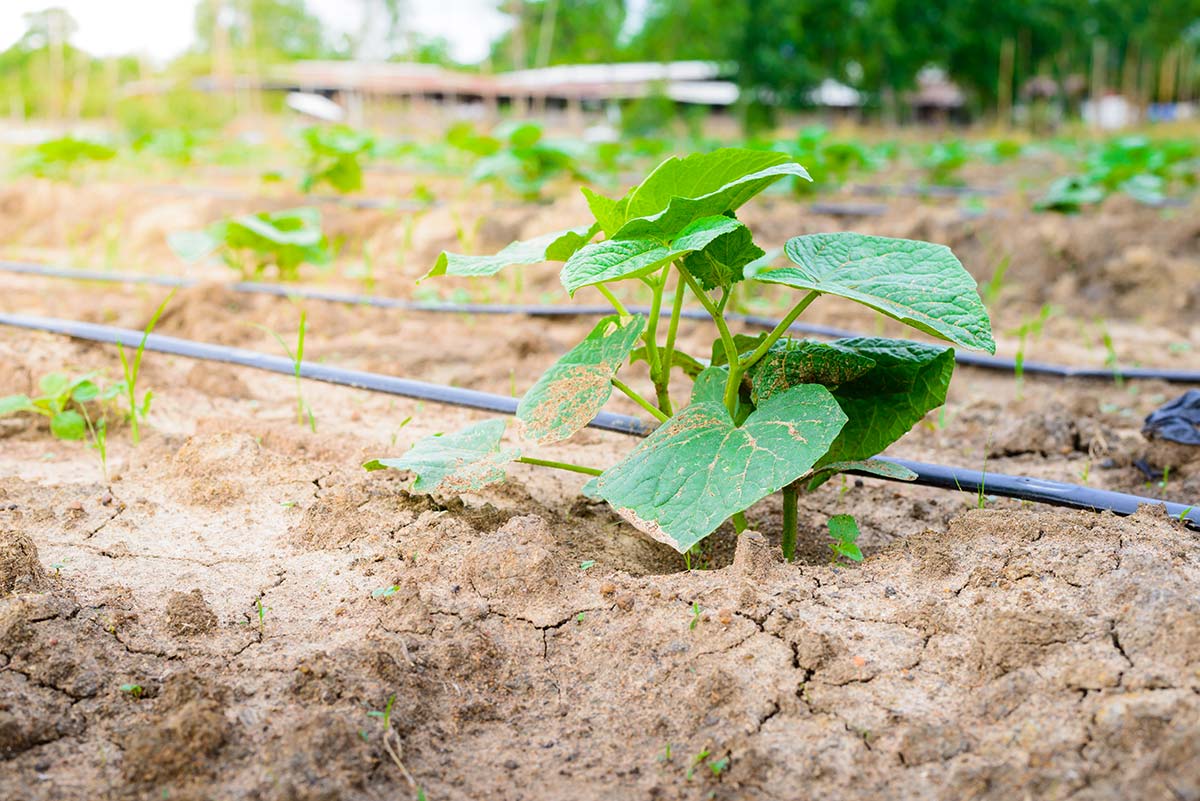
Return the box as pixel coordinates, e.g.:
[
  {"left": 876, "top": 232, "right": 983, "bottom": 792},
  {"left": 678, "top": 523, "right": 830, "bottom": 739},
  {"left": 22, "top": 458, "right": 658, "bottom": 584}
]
[
  {"left": 366, "top": 148, "right": 995, "bottom": 561},
  {"left": 298, "top": 124, "right": 375, "bottom": 194},
  {"left": 169, "top": 208, "right": 332, "bottom": 281}
]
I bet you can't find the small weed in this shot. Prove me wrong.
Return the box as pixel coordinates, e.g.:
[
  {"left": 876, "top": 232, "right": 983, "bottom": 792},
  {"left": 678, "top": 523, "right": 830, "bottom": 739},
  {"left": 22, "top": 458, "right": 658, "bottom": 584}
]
[
  {"left": 575, "top": 612, "right": 586, "bottom": 624},
  {"left": 369, "top": 694, "right": 417, "bottom": 788},
  {"left": 119, "top": 683, "right": 144, "bottom": 698},
  {"left": 579, "top": 560, "right": 597, "bottom": 571},
  {"left": 372, "top": 585, "right": 400, "bottom": 598},
  {"left": 689, "top": 602, "right": 702, "bottom": 631},
  {"left": 251, "top": 311, "right": 315, "bottom": 431}
]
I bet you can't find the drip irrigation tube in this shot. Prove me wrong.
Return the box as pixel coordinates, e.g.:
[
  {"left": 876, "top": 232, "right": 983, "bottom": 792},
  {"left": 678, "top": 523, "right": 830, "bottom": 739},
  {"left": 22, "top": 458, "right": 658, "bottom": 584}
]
[
  {"left": 1, "top": 312, "right": 1196, "bottom": 531},
  {"left": 5, "top": 259, "right": 1199, "bottom": 385}
]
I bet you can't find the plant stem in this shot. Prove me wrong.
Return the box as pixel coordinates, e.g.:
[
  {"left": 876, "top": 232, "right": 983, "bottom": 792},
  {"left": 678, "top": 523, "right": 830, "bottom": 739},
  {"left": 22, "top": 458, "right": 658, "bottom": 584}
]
[
  {"left": 679, "top": 270, "right": 741, "bottom": 418},
  {"left": 660, "top": 270, "right": 687, "bottom": 416},
  {"left": 781, "top": 483, "right": 798, "bottom": 562},
  {"left": 596, "top": 284, "right": 629, "bottom": 317},
  {"left": 517, "top": 456, "right": 603, "bottom": 476},
  {"left": 642, "top": 272, "right": 667, "bottom": 409},
  {"left": 738, "top": 291, "right": 821, "bottom": 370},
  {"left": 612, "top": 378, "right": 670, "bottom": 422}
]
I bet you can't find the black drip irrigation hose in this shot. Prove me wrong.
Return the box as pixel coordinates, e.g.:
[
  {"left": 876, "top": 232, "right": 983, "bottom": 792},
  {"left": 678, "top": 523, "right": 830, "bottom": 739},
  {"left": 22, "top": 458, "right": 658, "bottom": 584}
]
[
  {"left": 0, "top": 312, "right": 1196, "bottom": 531},
  {"left": 5, "top": 259, "right": 1199, "bottom": 385}
]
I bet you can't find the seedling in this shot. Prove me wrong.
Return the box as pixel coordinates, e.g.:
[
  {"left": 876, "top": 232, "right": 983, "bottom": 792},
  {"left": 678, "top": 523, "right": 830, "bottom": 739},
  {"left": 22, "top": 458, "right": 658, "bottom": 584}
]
[
  {"left": 689, "top": 601, "right": 702, "bottom": 631},
  {"left": 827, "top": 514, "right": 863, "bottom": 563},
  {"left": 119, "top": 683, "right": 145, "bottom": 698},
  {"left": 579, "top": 560, "right": 597, "bottom": 571},
  {"left": 1, "top": 372, "right": 107, "bottom": 441},
  {"left": 117, "top": 291, "right": 175, "bottom": 445},
  {"left": 369, "top": 694, "right": 417, "bottom": 788},
  {"left": 372, "top": 585, "right": 400, "bottom": 598},
  {"left": 366, "top": 149, "right": 994, "bottom": 561},
  {"left": 14, "top": 136, "right": 117, "bottom": 178},
  {"left": 169, "top": 208, "right": 332, "bottom": 281},
  {"left": 298, "top": 124, "right": 375, "bottom": 194},
  {"left": 447, "top": 120, "right": 591, "bottom": 200},
  {"left": 251, "top": 311, "right": 315, "bottom": 431}
]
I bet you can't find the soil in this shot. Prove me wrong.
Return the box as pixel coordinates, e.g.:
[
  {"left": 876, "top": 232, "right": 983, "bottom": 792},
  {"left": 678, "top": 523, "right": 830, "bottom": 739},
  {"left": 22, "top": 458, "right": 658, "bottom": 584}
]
[{"left": 0, "top": 145, "right": 1199, "bottom": 800}]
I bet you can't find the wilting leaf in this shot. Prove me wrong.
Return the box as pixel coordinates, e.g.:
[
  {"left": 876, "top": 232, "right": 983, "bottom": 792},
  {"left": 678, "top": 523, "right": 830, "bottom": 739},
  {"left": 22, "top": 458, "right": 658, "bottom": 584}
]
[
  {"left": 424, "top": 226, "right": 592, "bottom": 280},
  {"left": 754, "top": 233, "right": 995, "bottom": 353},
  {"left": 560, "top": 215, "right": 742, "bottom": 295},
  {"left": 597, "top": 383, "right": 846, "bottom": 553},
  {"left": 517, "top": 315, "right": 646, "bottom": 444},
  {"left": 364, "top": 419, "right": 518, "bottom": 493},
  {"left": 748, "top": 338, "right": 877, "bottom": 404}
]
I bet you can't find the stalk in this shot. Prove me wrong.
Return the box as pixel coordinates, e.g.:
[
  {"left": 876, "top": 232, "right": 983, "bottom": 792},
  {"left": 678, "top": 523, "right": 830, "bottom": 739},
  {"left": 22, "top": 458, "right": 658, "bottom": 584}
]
[
  {"left": 641, "top": 271, "right": 667, "bottom": 409},
  {"left": 781, "top": 482, "right": 799, "bottom": 562},
  {"left": 517, "top": 456, "right": 603, "bottom": 476},
  {"left": 738, "top": 291, "right": 821, "bottom": 370},
  {"left": 596, "top": 284, "right": 629, "bottom": 317},
  {"left": 679, "top": 270, "right": 740, "bottom": 418},
  {"left": 612, "top": 377, "right": 669, "bottom": 423}
]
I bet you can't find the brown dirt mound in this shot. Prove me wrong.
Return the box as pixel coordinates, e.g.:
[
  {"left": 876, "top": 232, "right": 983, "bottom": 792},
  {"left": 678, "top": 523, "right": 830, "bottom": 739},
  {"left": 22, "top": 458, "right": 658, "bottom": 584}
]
[{"left": 0, "top": 530, "right": 48, "bottom": 595}]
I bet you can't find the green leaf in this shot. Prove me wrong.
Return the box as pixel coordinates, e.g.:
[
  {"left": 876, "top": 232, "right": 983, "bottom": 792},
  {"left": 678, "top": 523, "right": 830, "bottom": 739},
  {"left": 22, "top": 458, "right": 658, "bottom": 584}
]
[
  {"left": 168, "top": 229, "right": 222, "bottom": 262},
  {"left": 581, "top": 187, "right": 629, "bottom": 238},
  {"left": 597, "top": 383, "right": 846, "bottom": 553},
  {"left": 39, "top": 373, "right": 70, "bottom": 399},
  {"left": 804, "top": 458, "right": 918, "bottom": 491},
  {"left": 364, "top": 419, "right": 518, "bottom": 493},
  {"left": 0, "top": 394, "right": 35, "bottom": 416},
  {"left": 50, "top": 410, "right": 86, "bottom": 441},
  {"left": 516, "top": 315, "right": 646, "bottom": 444},
  {"left": 70, "top": 380, "right": 100, "bottom": 403},
  {"left": 747, "top": 338, "right": 877, "bottom": 404},
  {"left": 544, "top": 222, "right": 600, "bottom": 262},
  {"left": 614, "top": 149, "right": 811, "bottom": 239},
  {"left": 814, "top": 338, "right": 955, "bottom": 468},
  {"left": 754, "top": 233, "right": 995, "bottom": 353},
  {"left": 681, "top": 220, "right": 765, "bottom": 290},
  {"left": 424, "top": 226, "right": 591, "bottom": 281},
  {"left": 828, "top": 514, "right": 863, "bottom": 561},
  {"left": 561, "top": 215, "right": 742, "bottom": 296}
]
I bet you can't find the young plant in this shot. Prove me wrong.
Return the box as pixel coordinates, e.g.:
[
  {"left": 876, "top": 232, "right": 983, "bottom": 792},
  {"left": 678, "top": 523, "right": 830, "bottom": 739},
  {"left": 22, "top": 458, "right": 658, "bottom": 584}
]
[
  {"left": 13, "top": 136, "right": 117, "bottom": 179},
  {"left": 169, "top": 208, "right": 332, "bottom": 281},
  {"left": 446, "top": 120, "right": 591, "bottom": 201},
  {"left": 117, "top": 291, "right": 175, "bottom": 445},
  {"left": 298, "top": 125, "right": 375, "bottom": 194},
  {"left": 0, "top": 372, "right": 105, "bottom": 441},
  {"left": 251, "top": 310, "right": 316, "bottom": 431},
  {"left": 366, "top": 149, "right": 994, "bottom": 560}
]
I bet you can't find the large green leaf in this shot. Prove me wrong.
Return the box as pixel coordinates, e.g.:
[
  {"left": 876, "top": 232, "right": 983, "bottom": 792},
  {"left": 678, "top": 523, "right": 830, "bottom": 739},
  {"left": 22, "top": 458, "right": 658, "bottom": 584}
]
[
  {"left": 597, "top": 383, "right": 846, "bottom": 553},
  {"left": 424, "top": 226, "right": 592, "bottom": 281},
  {"left": 364, "top": 419, "right": 518, "bottom": 493},
  {"left": 681, "top": 221, "right": 765, "bottom": 290},
  {"left": 754, "top": 233, "right": 995, "bottom": 353},
  {"left": 747, "top": 338, "right": 877, "bottom": 404},
  {"left": 517, "top": 315, "right": 646, "bottom": 444},
  {"left": 814, "top": 338, "right": 954, "bottom": 468},
  {"left": 560, "top": 215, "right": 742, "bottom": 295},
  {"left": 613, "top": 149, "right": 810, "bottom": 239}
]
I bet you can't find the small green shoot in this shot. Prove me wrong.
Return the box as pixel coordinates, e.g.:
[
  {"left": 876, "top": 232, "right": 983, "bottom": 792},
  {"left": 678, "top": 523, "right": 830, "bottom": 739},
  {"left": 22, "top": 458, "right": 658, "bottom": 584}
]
[
  {"left": 827, "top": 514, "right": 863, "bottom": 563},
  {"left": 373, "top": 585, "right": 400, "bottom": 598},
  {"left": 689, "top": 601, "right": 702, "bottom": 631},
  {"left": 251, "top": 311, "right": 315, "bottom": 431},
  {"left": 579, "top": 560, "right": 596, "bottom": 571},
  {"left": 370, "top": 694, "right": 417, "bottom": 788},
  {"left": 169, "top": 208, "right": 332, "bottom": 281},
  {"left": 119, "top": 683, "right": 144, "bottom": 698},
  {"left": 117, "top": 291, "right": 175, "bottom": 445}
]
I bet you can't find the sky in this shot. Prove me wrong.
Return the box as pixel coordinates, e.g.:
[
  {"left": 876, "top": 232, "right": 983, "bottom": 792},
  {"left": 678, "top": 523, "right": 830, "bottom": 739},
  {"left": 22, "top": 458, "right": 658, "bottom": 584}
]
[{"left": 0, "top": 0, "right": 512, "bottom": 64}]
